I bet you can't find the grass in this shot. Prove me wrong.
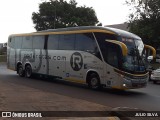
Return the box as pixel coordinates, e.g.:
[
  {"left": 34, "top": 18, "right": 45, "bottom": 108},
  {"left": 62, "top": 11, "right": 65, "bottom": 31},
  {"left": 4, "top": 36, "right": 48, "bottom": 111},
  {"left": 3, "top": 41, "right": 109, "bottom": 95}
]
[{"left": 0, "top": 55, "right": 7, "bottom": 62}]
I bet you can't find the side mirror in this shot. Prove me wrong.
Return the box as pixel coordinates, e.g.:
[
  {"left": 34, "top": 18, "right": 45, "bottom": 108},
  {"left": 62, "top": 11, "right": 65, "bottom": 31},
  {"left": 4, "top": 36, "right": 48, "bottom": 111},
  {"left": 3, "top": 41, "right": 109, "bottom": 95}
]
[
  {"left": 144, "top": 45, "right": 156, "bottom": 59},
  {"left": 105, "top": 40, "right": 128, "bottom": 56},
  {"left": 147, "top": 56, "right": 153, "bottom": 62}
]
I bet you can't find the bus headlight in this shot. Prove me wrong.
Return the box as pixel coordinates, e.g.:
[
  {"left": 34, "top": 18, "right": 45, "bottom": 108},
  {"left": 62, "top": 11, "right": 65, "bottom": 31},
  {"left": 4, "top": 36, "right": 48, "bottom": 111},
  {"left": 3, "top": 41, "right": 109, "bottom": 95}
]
[{"left": 120, "top": 74, "right": 124, "bottom": 78}]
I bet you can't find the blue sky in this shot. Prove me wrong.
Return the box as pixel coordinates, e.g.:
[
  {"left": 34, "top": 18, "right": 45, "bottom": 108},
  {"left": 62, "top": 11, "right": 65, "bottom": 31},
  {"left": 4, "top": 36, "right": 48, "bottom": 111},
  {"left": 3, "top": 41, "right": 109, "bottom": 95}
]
[{"left": 0, "top": 0, "right": 130, "bottom": 43}]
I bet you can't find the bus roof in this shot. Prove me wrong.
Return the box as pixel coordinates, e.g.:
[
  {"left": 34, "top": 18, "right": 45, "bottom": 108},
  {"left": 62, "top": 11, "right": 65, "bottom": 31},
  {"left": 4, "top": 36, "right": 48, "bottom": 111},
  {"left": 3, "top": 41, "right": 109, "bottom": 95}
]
[
  {"left": 40, "top": 26, "right": 141, "bottom": 39},
  {"left": 10, "top": 26, "right": 141, "bottom": 40}
]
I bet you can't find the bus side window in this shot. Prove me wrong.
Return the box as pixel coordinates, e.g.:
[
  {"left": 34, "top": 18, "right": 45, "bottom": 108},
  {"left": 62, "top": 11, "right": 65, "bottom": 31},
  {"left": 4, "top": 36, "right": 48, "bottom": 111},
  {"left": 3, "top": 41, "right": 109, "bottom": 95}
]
[
  {"left": 106, "top": 45, "right": 119, "bottom": 68},
  {"left": 32, "top": 35, "right": 45, "bottom": 49},
  {"left": 48, "top": 35, "right": 59, "bottom": 50},
  {"left": 14, "top": 37, "right": 23, "bottom": 49},
  {"left": 8, "top": 37, "right": 15, "bottom": 48},
  {"left": 22, "top": 36, "right": 33, "bottom": 49},
  {"left": 59, "top": 34, "right": 75, "bottom": 50},
  {"left": 94, "top": 32, "right": 118, "bottom": 61},
  {"left": 75, "top": 33, "right": 97, "bottom": 54}
]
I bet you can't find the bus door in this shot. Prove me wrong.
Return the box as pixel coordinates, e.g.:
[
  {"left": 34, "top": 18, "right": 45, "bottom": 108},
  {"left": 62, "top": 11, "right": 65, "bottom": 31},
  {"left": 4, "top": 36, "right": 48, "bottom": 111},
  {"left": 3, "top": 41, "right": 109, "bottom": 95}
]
[{"left": 104, "top": 40, "right": 127, "bottom": 87}]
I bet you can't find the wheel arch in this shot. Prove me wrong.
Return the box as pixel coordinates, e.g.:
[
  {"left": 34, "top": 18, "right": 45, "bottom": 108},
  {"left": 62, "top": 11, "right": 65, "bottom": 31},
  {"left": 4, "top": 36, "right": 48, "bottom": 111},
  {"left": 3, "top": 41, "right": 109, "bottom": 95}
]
[
  {"left": 16, "top": 62, "right": 22, "bottom": 73},
  {"left": 86, "top": 70, "right": 100, "bottom": 84},
  {"left": 24, "top": 62, "right": 32, "bottom": 69}
]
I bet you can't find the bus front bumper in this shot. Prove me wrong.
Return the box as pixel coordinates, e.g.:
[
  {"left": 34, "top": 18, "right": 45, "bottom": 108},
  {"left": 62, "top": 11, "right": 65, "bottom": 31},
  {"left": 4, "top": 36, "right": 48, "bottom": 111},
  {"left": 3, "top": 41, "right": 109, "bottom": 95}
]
[{"left": 122, "top": 77, "right": 148, "bottom": 89}]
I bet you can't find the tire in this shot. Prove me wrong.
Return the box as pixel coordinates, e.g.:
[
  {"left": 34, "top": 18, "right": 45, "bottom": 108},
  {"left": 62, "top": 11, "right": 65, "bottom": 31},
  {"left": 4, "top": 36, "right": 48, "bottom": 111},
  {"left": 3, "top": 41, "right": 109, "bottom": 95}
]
[
  {"left": 153, "top": 81, "right": 157, "bottom": 84},
  {"left": 25, "top": 65, "right": 32, "bottom": 78},
  {"left": 88, "top": 73, "right": 101, "bottom": 90},
  {"left": 18, "top": 65, "right": 25, "bottom": 77}
]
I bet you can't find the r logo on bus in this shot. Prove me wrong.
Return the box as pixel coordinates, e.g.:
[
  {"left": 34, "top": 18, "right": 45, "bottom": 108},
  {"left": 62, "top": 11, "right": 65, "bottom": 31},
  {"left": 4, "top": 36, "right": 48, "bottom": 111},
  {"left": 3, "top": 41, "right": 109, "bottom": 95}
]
[{"left": 70, "top": 52, "right": 83, "bottom": 71}]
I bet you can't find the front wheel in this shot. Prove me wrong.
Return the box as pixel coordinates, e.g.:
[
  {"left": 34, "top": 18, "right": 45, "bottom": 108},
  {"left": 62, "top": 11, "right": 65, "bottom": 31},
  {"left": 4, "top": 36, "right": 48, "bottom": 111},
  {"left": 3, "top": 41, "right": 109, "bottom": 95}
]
[
  {"left": 88, "top": 73, "right": 101, "bottom": 90},
  {"left": 25, "top": 65, "right": 32, "bottom": 78},
  {"left": 153, "top": 81, "right": 157, "bottom": 84}
]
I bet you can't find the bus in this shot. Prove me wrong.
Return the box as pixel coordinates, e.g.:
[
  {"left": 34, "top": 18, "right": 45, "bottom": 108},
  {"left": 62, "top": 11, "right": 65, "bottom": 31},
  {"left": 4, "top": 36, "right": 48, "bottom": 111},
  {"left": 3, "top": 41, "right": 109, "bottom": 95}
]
[{"left": 7, "top": 26, "right": 156, "bottom": 90}]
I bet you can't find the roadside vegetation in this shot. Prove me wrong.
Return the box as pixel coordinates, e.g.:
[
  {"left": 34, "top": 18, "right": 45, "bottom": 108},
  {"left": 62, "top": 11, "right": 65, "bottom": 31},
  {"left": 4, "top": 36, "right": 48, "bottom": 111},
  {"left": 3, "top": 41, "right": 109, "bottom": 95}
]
[
  {"left": 0, "top": 46, "right": 7, "bottom": 62},
  {"left": 0, "top": 55, "right": 6, "bottom": 62},
  {"left": 32, "top": 0, "right": 102, "bottom": 31},
  {"left": 126, "top": 0, "right": 160, "bottom": 49}
]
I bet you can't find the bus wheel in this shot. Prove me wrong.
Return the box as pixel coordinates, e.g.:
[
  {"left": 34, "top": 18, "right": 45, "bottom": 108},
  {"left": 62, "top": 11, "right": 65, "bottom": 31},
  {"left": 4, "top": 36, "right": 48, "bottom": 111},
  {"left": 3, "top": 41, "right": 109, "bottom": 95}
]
[
  {"left": 88, "top": 73, "right": 101, "bottom": 90},
  {"left": 153, "top": 81, "right": 157, "bottom": 84},
  {"left": 18, "top": 65, "right": 24, "bottom": 77},
  {"left": 25, "top": 65, "right": 32, "bottom": 78}
]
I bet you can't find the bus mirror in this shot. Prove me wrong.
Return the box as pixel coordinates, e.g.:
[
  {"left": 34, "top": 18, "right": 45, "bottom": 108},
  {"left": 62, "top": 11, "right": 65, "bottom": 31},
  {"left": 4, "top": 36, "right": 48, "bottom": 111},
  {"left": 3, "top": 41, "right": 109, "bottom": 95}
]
[
  {"left": 144, "top": 45, "right": 156, "bottom": 59},
  {"left": 147, "top": 56, "right": 153, "bottom": 62},
  {"left": 105, "top": 40, "right": 128, "bottom": 56}
]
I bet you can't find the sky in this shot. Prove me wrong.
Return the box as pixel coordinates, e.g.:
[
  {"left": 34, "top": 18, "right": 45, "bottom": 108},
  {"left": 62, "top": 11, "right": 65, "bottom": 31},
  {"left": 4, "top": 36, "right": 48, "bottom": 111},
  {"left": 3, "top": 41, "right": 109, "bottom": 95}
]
[{"left": 0, "top": 0, "right": 130, "bottom": 43}]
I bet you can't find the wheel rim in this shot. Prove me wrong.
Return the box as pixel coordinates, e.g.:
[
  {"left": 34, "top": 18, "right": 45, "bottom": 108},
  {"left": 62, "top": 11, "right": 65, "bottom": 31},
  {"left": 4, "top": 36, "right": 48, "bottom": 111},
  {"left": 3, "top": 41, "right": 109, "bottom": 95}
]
[
  {"left": 90, "top": 78, "right": 99, "bottom": 88},
  {"left": 26, "top": 67, "right": 32, "bottom": 77},
  {"left": 19, "top": 67, "right": 23, "bottom": 76}
]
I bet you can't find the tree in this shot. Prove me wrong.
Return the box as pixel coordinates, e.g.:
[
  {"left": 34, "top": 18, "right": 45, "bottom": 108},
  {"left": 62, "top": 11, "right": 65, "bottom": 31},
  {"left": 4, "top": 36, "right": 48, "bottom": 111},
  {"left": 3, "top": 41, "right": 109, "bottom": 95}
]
[
  {"left": 32, "top": 0, "right": 100, "bottom": 31},
  {"left": 126, "top": 0, "right": 160, "bottom": 48}
]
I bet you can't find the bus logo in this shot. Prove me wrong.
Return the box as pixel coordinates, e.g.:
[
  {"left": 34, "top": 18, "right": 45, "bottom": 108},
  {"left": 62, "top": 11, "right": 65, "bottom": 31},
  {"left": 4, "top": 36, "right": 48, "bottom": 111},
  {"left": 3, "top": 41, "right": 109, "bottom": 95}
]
[{"left": 70, "top": 52, "right": 83, "bottom": 71}]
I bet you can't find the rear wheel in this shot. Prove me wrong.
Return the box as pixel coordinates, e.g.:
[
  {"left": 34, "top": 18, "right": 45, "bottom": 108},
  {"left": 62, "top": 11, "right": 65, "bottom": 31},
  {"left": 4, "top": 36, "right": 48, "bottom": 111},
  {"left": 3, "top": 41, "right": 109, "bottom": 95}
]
[
  {"left": 153, "top": 81, "right": 157, "bottom": 84},
  {"left": 18, "top": 65, "right": 24, "bottom": 77},
  {"left": 25, "top": 65, "right": 32, "bottom": 78},
  {"left": 88, "top": 73, "right": 101, "bottom": 90}
]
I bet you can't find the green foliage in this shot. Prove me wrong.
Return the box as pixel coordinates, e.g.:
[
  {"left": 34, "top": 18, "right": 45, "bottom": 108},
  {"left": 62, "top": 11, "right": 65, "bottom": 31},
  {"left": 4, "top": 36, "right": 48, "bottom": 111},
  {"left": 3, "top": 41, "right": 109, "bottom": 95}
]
[
  {"left": 0, "top": 47, "right": 7, "bottom": 55},
  {"left": 32, "top": 0, "right": 100, "bottom": 31},
  {"left": 126, "top": 0, "right": 160, "bottom": 48},
  {"left": 0, "top": 55, "right": 7, "bottom": 62}
]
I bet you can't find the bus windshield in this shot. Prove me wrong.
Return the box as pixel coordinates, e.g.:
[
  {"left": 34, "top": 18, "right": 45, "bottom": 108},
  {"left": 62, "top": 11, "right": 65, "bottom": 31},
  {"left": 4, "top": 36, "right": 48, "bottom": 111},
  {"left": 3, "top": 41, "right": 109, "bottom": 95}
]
[{"left": 121, "top": 37, "right": 146, "bottom": 73}]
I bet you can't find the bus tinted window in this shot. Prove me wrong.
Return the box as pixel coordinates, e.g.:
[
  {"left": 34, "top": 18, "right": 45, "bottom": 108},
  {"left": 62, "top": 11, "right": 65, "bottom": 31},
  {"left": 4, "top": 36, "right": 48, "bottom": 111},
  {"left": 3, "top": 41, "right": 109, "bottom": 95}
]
[
  {"left": 48, "top": 35, "right": 59, "bottom": 50},
  {"left": 14, "top": 37, "right": 23, "bottom": 49},
  {"left": 22, "top": 36, "right": 32, "bottom": 49},
  {"left": 94, "top": 32, "right": 117, "bottom": 41},
  {"left": 94, "top": 32, "right": 117, "bottom": 61},
  {"left": 33, "top": 35, "right": 45, "bottom": 49},
  {"left": 59, "top": 34, "right": 75, "bottom": 50},
  {"left": 75, "top": 33, "right": 97, "bottom": 53},
  {"left": 106, "top": 46, "right": 119, "bottom": 68},
  {"left": 8, "top": 37, "right": 15, "bottom": 48}
]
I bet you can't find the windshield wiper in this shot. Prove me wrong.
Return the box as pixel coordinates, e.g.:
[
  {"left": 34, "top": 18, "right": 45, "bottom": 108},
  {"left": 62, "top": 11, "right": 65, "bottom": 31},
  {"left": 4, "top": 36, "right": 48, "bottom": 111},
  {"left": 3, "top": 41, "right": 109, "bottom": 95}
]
[{"left": 135, "top": 46, "right": 145, "bottom": 71}]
